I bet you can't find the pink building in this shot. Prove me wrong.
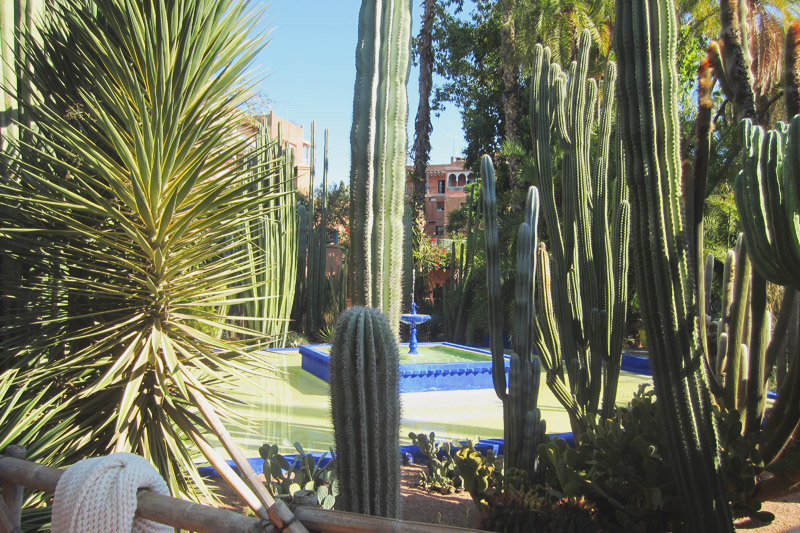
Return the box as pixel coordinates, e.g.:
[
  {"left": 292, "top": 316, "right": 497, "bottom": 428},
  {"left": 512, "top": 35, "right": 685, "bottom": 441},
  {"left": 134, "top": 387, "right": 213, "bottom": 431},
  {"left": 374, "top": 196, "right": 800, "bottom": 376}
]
[
  {"left": 419, "top": 157, "right": 475, "bottom": 238},
  {"left": 262, "top": 112, "right": 312, "bottom": 195},
  {"left": 239, "top": 112, "right": 312, "bottom": 195}
]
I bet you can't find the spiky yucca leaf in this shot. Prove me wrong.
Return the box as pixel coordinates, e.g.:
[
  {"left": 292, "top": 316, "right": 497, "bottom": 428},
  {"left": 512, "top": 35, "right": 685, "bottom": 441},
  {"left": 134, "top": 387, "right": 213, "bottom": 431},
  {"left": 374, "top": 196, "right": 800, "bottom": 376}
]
[{"left": 0, "top": 0, "right": 284, "bottom": 505}]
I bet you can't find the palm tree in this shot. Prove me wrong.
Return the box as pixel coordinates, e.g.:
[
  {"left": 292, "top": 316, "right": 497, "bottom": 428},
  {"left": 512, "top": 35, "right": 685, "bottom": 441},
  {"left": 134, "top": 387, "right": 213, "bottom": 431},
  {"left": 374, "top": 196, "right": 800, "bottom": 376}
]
[
  {"left": 512, "top": 0, "right": 615, "bottom": 74},
  {"left": 0, "top": 0, "right": 293, "bottom": 516}
]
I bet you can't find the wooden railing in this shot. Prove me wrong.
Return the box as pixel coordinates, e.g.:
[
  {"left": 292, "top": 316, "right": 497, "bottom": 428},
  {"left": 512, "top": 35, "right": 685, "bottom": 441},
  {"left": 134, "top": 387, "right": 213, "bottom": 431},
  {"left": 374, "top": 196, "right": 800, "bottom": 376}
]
[{"left": 0, "top": 449, "right": 482, "bottom": 533}]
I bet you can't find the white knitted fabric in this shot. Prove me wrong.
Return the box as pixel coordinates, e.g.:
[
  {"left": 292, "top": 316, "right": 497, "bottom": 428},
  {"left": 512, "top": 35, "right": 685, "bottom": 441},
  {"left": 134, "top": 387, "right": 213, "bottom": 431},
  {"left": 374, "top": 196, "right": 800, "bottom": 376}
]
[{"left": 52, "top": 453, "right": 172, "bottom": 533}]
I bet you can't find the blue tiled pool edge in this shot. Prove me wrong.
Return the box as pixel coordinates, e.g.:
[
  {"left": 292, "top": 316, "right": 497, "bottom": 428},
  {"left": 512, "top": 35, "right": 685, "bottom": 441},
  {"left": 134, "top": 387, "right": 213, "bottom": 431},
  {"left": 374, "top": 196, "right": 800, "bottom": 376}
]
[
  {"left": 196, "top": 432, "right": 576, "bottom": 479},
  {"left": 300, "top": 342, "right": 512, "bottom": 393}
]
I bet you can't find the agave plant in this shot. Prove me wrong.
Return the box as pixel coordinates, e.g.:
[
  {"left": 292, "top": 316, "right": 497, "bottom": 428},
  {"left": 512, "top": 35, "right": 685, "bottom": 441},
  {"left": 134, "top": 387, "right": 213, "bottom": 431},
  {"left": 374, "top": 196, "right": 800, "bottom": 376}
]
[{"left": 0, "top": 0, "right": 290, "bottom": 513}]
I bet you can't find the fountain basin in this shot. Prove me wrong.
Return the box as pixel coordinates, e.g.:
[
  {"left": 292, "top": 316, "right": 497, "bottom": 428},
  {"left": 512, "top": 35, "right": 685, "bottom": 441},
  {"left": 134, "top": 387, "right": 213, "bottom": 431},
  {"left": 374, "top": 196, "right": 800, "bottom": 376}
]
[
  {"left": 399, "top": 313, "right": 431, "bottom": 325},
  {"left": 299, "top": 342, "right": 510, "bottom": 393}
]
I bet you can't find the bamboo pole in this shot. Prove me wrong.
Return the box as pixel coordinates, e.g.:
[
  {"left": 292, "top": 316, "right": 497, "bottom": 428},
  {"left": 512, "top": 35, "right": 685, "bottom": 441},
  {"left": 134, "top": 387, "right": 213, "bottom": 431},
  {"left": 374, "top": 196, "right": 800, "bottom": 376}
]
[
  {"left": 0, "top": 455, "right": 486, "bottom": 533},
  {"left": 185, "top": 384, "right": 309, "bottom": 533},
  {"left": 1, "top": 446, "right": 23, "bottom": 533},
  {"left": 163, "top": 400, "right": 271, "bottom": 521}
]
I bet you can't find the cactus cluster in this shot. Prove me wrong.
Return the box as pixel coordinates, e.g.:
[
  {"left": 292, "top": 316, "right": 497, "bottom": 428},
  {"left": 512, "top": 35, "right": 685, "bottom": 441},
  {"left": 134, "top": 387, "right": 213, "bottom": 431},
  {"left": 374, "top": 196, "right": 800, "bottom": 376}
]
[
  {"left": 240, "top": 120, "right": 297, "bottom": 346},
  {"left": 527, "top": 30, "right": 630, "bottom": 434},
  {"left": 304, "top": 123, "right": 329, "bottom": 335},
  {"left": 259, "top": 441, "right": 337, "bottom": 510},
  {"left": 482, "top": 156, "right": 546, "bottom": 484},
  {"left": 453, "top": 440, "right": 502, "bottom": 508},
  {"left": 735, "top": 116, "right": 800, "bottom": 290},
  {"left": 328, "top": 307, "right": 401, "bottom": 518},
  {"left": 703, "top": 236, "right": 800, "bottom": 447},
  {"left": 614, "top": 0, "right": 733, "bottom": 530},
  {"left": 408, "top": 431, "right": 464, "bottom": 494},
  {"left": 348, "top": 0, "right": 411, "bottom": 336},
  {"left": 444, "top": 182, "right": 479, "bottom": 343}
]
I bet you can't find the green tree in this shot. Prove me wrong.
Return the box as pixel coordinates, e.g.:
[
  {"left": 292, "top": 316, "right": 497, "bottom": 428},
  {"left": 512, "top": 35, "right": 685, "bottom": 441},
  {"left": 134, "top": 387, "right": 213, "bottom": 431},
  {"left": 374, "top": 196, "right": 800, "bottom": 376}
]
[{"left": 322, "top": 181, "right": 351, "bottom": 238}]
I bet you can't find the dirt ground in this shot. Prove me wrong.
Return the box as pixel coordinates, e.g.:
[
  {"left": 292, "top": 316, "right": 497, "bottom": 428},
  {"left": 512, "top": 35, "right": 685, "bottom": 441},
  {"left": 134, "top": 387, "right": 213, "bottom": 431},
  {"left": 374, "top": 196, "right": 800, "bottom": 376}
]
[{"left": 205, "top": 465, "right": 800, "bottom": 532}]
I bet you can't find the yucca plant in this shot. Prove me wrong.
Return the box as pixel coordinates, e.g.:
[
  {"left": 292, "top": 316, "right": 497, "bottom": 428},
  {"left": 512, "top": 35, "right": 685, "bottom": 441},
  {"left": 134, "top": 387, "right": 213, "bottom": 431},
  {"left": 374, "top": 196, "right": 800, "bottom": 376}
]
[{"left": 0, "top": 0, "right": 303, "bottom": 526}]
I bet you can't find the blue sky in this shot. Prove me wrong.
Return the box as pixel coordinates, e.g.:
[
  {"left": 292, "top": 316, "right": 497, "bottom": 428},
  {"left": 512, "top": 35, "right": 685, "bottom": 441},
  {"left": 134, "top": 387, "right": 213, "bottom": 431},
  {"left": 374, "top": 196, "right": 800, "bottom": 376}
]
[{"left": 252, "top": 0, "right": 468, "bottom": 187}]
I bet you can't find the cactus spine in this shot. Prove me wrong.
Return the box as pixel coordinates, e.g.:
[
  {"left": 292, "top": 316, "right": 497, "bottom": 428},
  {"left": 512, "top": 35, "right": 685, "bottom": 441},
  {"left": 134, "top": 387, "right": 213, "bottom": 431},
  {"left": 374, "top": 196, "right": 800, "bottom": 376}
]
[
  {"left": 329, "top": 307, "right": 401, "bottom": 517},
  {"left": 348, "top": 0, "right": 411, "bottom": 336},
  {"left": 482, "top": 156, "right": 546, "bottom": 483},
  {"left": 615, "top": 0, "right": 733, "bottom": 530},
  {"left": 528, "top": 31, "right": 630, "bottom": 435}
]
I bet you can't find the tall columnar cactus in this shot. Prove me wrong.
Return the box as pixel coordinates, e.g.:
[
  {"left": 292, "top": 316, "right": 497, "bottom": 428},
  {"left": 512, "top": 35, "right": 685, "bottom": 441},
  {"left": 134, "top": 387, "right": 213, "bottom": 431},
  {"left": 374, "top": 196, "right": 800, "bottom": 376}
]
[
  {"left": 305, "top": 123, "right": 329, "bottom": 336},
  {"left": 526, "top": 31, "right": 630, "bottom": 435},
  {"left": 615, "top": 0, "right": 734, "bottom": 530},
  {"left": 1, "top": 0, "right": 42, "bottom": 342},
  {"left": 293, "top": 203, "right": 308, "bottom": 327},
  {"left": 403, "top": 204, "right": 413, "bottom": 312},
  {"left": 240, "top": 120, "right": 297, "bottom": 346},
  {"left": 444, "top": 181, "right": 479, "bottom": 343},
  {"left": 1, "top": 0, "right": 42, "bottom": 162},
  {"left": 482, "top": 156, "right": 546, "bottom": 483},
  {"left": 348, "top": 0, "right": 411, "bottom": 336},
  {"left": 329, "top": 307, "right": 401, "bottom": 517}
]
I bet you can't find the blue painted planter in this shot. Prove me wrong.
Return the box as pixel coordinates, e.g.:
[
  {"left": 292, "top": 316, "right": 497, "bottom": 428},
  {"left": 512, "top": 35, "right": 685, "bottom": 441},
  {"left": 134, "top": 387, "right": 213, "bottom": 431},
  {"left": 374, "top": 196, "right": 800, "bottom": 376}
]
[{"left": 300, "top": 342, "right": 511, "bottom": 393}]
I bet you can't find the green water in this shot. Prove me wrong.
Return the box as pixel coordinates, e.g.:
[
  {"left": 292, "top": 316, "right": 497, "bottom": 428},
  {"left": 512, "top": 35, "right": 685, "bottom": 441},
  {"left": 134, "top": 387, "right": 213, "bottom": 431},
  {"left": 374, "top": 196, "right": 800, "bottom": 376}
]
[
  {"left": 314, "top": 344, "right": 491, "bottom": 364},
  {"left": 214, "top": 349, "right": 651, "bottom": 458}
]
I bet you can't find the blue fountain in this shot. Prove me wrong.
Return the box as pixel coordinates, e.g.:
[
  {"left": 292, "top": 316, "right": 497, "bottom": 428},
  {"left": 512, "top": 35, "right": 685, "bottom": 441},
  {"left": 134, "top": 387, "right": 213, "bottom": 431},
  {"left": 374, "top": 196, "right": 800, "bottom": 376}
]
[{"left": 399, "top": 271, "right": 430, "bottom": 354}]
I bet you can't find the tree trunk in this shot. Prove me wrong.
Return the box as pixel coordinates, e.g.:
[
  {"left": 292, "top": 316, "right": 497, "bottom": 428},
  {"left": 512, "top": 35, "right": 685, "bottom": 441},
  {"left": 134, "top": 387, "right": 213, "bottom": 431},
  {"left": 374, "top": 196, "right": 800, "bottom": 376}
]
[
  {"left": 499, "top": 0, "right": 521, "bottom": 185},
  {"left": 412, "top": 0, "right": 436, "bottom": 237}
]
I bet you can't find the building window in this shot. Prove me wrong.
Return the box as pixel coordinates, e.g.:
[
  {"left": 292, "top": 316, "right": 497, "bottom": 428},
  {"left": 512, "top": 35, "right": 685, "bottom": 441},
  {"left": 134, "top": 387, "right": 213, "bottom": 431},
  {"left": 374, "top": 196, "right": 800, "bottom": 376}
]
[
  {"left": 448, "top": 174, "right": 457, "bottom": 187},
  {"left": 435, "top": 226, "right": 444, "bottom": 235},
  {"left": 437, "top": 202, "right": 444, "bottom": 211},
  {"left": 438, "top": 180, "right": 445, "bottom": 193},
  {"left": 458, "top": 173, "right": 466, "bottom": 186}
]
